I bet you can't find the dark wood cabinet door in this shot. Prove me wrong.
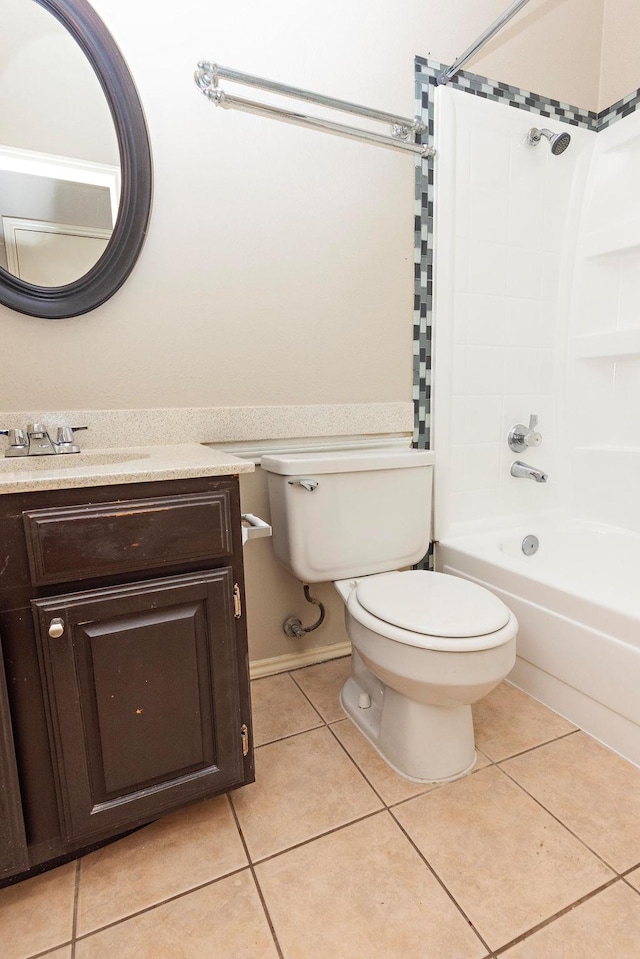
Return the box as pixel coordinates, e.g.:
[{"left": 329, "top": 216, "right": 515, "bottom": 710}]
[
  {"left": 32, "top": 570, "right": 248, "bottom": 843},
  {"left": 0, "top": 639, "right": 28, "bottom": 877}
]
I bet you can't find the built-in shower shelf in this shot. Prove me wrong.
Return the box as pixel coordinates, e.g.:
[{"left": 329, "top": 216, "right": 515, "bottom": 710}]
[
  {"left": 573, "top": 329, "right": 640, "bottom": 358},
  {"left": 582, "top": 219, "right": 640, "bottom": 258}
]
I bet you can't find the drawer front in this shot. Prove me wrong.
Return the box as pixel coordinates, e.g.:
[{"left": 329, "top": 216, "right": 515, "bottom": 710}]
[{"left": 23, "top": 491, "right": 232, "bottom": 586}]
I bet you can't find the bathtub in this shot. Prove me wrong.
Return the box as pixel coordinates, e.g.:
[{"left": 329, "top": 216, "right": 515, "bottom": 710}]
[{"left": 437, "top": 518, "right": 640, "bottom": 768}]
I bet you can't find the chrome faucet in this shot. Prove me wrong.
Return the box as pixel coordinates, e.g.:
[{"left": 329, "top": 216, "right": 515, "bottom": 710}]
[
  {"left": 508, "top": 414, "right": 542, "bottom": 453},
  {"left": 510, "top": 460, "right": 548, "bottom": 483},
  {"left": 0, "top": 423, "right": 88, "bottom": 457},
  {"left": 25, "top": 423, "right": 56, "bottom": 456}
]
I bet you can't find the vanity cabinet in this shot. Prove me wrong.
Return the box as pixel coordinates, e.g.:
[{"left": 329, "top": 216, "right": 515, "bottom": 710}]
[
  {"left": 0, "top": 475, "right": 254, "bottom": 882},
  {"left": 0, "top": 642, "right": 28, "bottom": 878}
]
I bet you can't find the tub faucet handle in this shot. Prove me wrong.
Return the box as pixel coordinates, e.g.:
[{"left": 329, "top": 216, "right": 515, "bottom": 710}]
[{"left": 508, "top": 414, "right": 542, "bottom": 453}]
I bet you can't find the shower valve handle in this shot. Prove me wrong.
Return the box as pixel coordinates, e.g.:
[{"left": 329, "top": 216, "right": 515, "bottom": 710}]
[{"left": 508, "top": 414, "right": 542, "bottom": 453}]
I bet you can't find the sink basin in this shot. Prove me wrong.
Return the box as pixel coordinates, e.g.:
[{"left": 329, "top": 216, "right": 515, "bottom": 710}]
[
  {"left": 0, "top": 451, "right": 149, "bottom": 472},
  {"left": 0, "top": 442, "right": 253, "bottom": 493}
]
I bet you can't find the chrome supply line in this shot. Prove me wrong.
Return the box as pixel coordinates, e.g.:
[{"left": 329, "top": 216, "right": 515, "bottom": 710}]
[
  {"left": 438, "top": 0, "right": 532, "bottom": 85},
  {"left": 195, "top": 61, "right": 434, "bottom": 158}
]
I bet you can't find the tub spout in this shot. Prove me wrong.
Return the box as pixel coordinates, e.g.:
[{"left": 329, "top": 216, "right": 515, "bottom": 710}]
[{"left": 510, "top": 460, "right": 548, "bottom": 483}]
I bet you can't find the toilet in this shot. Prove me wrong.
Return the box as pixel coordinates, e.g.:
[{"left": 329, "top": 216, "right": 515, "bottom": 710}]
[{"left": 261, "top": 448, "right": 517, "bottom": 783}]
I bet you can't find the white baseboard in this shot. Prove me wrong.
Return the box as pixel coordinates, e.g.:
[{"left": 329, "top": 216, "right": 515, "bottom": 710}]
[{"left": 249, "top": 640, "right": 351, "bottom": 680}]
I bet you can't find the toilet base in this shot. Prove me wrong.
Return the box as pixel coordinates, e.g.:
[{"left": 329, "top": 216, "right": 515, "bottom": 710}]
[{"left": 340, "top": 669, "right": 477, "bottom": 784}]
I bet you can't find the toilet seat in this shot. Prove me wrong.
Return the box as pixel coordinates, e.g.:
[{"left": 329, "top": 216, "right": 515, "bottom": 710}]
[{"left": 346, "top": 570, "right": 516, "bottom": 652}]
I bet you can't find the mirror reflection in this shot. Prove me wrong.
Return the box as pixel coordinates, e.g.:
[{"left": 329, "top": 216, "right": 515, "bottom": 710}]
[{"left": 0, "top": 0, "right": 120, "bottom": 287}]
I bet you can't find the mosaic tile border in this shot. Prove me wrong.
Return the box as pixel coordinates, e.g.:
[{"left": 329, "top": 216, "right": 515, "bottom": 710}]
[
  {"left": 416, "top": 58, "right": 598, "bottom": 131},
  {"left": 412, "top": 63, "right": 437, "bottom": 451},
  {"left": 597, "top": 87, "right": 640, "bottom": 131},
  {"left": 412, "top": 58, "right": 640, "bottom": 453}
]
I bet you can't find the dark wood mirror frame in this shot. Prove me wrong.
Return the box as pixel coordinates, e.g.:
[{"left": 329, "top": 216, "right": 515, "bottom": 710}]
[{"left": 1, "top": 0, "right": 152, "bottom": 319}]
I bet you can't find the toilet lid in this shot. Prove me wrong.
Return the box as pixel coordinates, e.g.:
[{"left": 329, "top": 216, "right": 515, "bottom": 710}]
[{"left": 355, "top": 570, "right": 510, "bottom": 638}]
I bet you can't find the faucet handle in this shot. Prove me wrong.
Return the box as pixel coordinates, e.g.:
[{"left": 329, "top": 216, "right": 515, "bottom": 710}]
[
  {"left": 56, "top": 426, "right": 88, "bottom": 444},
  {"left": 526, "top": 414, "right": 542, "bottom": 448},
  {"left": 0, "top": 428, "right": 28, "bottom": 452},
  {"left": 55, "top": 426, "right": 88, "bottom": 453},
  {"left": 508, "top": 414, "right": 542, "bottom": 453}
]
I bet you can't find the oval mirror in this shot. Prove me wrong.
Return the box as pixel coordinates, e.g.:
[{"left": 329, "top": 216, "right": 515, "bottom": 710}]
[{"left": 0, "top": 0, "right": 152, "bottom": 318}]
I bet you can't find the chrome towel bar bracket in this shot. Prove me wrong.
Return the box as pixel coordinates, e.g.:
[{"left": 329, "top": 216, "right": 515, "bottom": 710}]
[{"left": 195, "top": 61, "right": 435, "bottom": 159}]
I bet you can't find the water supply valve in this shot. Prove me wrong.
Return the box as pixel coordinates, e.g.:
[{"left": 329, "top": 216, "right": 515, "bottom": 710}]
[{"left": 508, "top": 414, "right": 542, "bottom": 453}]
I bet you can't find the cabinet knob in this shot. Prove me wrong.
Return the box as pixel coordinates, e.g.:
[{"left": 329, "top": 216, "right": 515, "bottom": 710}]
[{"left": 48, "top": 618, "right": 65, "bottom": 639}]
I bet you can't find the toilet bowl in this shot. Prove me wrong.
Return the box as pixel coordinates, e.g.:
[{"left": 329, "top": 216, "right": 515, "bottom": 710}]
[
  {"left": 335, "top": 570, "right": 517, "bottom": 782},
  {"left": 260, "top": 448, "right": 518, "bottom": 785}
]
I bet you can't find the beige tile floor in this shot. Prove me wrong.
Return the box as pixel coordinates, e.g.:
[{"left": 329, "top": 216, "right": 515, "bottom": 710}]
[{"left": 3, "top": 657, "right": 640, "bottom": 958}]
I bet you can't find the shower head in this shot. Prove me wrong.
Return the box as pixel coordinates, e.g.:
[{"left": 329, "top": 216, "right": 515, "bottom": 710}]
[{"left": 527, "top": 127, "right": 571, "bottom": 155}]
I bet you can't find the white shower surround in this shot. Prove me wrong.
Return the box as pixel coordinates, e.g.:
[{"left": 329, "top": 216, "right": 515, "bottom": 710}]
[{"left": 433, "top": 84, "right": 640, "bottom": 765}]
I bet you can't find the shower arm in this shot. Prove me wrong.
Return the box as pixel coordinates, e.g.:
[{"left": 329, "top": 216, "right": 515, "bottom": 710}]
[{"left": 438, "top": 0, "right": 532, "bottom": 85}]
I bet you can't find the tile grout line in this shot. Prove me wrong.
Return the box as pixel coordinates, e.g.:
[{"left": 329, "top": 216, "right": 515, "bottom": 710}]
[
  {"left": 70, "top": 861, "right": 250, "bottom": 947},
  {"left": 388, "top": 808, "right": 496, "bottom": 957},
  {"left": 492, "top": 874, "right": 623, "bottom": 955},
  {"left": 256, "top": 670, "right": 637, "bottom": 955},
  {"left": 621, "top": 872, "right": 640, "bottom": 895},
  {"left": 496, "top": 760, "right": 625, "bottom": 875},
  {"left": 227, "top": 793, "right": 286, "bottom": 959},
  {"left": 231, "top": 774, "right": 497, "bottom": 959},
  {"left": 324, "top": 712, "right": 496, "bottom": 957},
  {"left": 263, "top": 673, "right": 617, "bottom": 959},
  {"left": 70, "top": 858, "right": 81, "bottom": 958},
  {"left": 254, "top": 719, "right": 325, "bottom": 750},
  {"left": 16, "top": 859, "right": 81, "bottom": 959},
  {"left": 325, "top": 719, "right": 402, "bottom": 806},
  {"left": 482, "top": 726, "right": 580, "bottom": 764},
  {"left": 23, "top": 942, "right": 74, "bottom": 959},
  {"left": 261, "top": 669, "right": 327, "bottom": 726},
  {"left": 287, "top": 666, "right": 343, "bottom": 726},
  {"left": 284, "top": 668, "right": 633, "bottom": 955},
  {"left": 18, "top": 664, "right": 636, "bottom": 958},
  {"left": 238, "top": 807, "right": 386, "bottom": 870},
  {"left": 21, "top": 939, "right": 71, "bottom": 959}
]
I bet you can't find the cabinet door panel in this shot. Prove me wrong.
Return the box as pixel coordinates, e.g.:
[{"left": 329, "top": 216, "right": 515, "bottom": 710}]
[
  {"left": 82, "top": 602, "right": 215, "bottom": 797},
  {"left": 33, "top": 570, "right": 245, "bottom": 843}
]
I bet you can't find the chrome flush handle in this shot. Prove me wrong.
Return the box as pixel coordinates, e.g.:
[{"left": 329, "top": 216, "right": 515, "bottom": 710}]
[{"left": 287, "top": 479, "right": 319, "bottom": 492}]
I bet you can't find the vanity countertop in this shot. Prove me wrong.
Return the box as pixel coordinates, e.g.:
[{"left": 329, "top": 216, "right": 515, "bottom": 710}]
[{"left": 0, "top": 443, "right": 254, "bottom": 494}]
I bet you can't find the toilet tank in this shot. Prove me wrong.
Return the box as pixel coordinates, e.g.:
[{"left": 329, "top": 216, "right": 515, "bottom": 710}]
[{"left": 261, "top": 448, "right": 434, "bottom": 583}]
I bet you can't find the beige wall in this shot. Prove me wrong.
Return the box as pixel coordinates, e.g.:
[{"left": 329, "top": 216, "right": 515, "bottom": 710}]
[
  {"left": 440, "top": 0, "right": 604, "bottom": 111},
  {"left": 2, "top": 0, "right": 607, "bottom": 414},
  {"left": 1, "top": 0, "right": 620, "bottom": 666},
  {"left": 240, "top": 468, "right": 349, "bottom": 667},
  {"left": 599, "top": 0, "right": 640, "bottom": 110}
]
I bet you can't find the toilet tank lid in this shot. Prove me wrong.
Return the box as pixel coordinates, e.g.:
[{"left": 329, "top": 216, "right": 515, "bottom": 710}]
[{"left": 261, "top": 448, "right": 435, "bottom": 475}]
